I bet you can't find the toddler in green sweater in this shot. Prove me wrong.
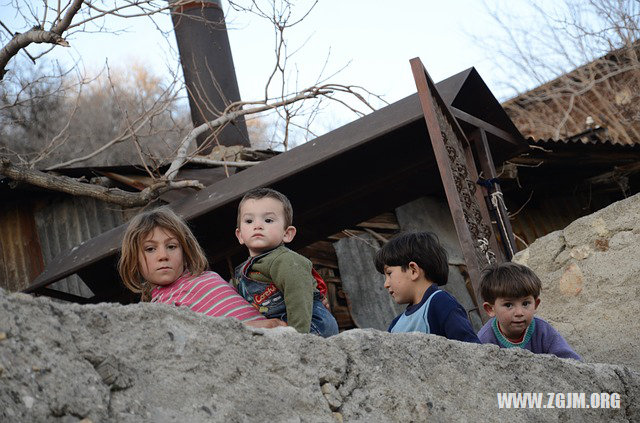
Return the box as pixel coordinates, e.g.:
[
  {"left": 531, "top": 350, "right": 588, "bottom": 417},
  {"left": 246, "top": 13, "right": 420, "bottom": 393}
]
[{"left": 234, "top": 188, "right": 338, "bottom": 336}]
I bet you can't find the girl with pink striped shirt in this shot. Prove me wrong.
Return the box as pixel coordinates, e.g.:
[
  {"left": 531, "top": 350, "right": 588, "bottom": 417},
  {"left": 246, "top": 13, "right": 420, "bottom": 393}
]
[{"left": 118, "top": 207, "right": 286, "bottom": 329}]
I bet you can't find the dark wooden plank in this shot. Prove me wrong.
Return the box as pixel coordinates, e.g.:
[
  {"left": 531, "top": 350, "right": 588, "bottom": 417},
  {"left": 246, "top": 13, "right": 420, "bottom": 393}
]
[{"left": 461, "top": 134, "right": 505, "bottom": 263}]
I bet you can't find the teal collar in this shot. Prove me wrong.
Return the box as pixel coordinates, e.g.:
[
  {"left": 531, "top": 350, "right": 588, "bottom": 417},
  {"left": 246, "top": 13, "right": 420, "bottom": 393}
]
[{"left": 492, "top": 318, "right": 535, "bottom": 349}]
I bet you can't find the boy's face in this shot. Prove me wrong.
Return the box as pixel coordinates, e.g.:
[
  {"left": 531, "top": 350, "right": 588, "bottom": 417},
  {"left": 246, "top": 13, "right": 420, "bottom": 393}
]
[
  {"left": 139, "top": 227, "right": 184, "bottom": 287},
  {"left": 235, "top": 197, "right": 296, "bottom": 257},
  {"left": 383, "top": 263, "right": 422, "bottom": 305},
  {"left": 483, "top": 295, "right": 540, "bottom": 340}
]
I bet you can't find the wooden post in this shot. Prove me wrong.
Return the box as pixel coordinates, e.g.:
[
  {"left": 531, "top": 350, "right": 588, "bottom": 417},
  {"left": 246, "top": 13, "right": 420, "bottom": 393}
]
[
  {"left": 410, "top": 57, "right": 496, "bottom": 323},
  {"left": 473, "top": 129, "right": 518, "bottom": 260}
]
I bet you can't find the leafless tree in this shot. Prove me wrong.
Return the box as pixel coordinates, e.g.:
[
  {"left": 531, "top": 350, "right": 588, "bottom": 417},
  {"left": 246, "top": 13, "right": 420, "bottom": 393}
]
[
  {"left": 0, "top": 0, "right": 380, "bottom": 207},
  {"left": 483, "top": 0, "right": 640, "bottom": 144}
]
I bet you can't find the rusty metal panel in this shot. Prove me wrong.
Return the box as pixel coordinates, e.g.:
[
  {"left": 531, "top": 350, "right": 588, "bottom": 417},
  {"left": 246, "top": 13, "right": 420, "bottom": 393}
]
[
  {"left": 0, "top": 201, "right": 44, "bottom": 292},
  {"left": 410, "top": 58, "right": 497, "bottom": 323},
  {"left": 34, "top": 196, "right": 125, "bottom": 298}
]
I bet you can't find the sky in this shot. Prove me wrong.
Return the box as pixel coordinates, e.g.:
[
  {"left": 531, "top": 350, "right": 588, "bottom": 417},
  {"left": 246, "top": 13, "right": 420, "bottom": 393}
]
[{"left": 0, "top": 0, "right": 549, "bottom": 142}]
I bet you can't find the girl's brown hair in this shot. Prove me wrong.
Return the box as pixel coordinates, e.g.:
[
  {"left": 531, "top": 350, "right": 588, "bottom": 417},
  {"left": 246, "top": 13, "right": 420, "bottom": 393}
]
[{"left": 118, "top": 207, "right": 208, "bottom": 301}]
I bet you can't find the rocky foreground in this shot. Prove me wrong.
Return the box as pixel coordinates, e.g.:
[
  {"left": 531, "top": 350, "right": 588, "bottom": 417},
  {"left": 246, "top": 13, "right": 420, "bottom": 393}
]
[
  {"left": 515, "top": 192, "right": 640, "bottom": 372},
  {"left": 0, "top": 289, "right": 638, "bottom": 422}
]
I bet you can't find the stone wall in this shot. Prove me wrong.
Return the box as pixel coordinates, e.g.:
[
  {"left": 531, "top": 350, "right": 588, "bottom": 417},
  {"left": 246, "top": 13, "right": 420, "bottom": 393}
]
[
  {"left": 514, "top": 192, "right": 640, "bottom": 372},
  {"left": 1, "top": 289, "right": 638, "bottom": 422}
]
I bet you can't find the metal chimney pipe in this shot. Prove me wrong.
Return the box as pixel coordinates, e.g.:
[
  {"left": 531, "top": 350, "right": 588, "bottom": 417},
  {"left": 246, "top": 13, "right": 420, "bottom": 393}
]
[{"left": 170, "top": 0, "right": 250, "bottom": 152}]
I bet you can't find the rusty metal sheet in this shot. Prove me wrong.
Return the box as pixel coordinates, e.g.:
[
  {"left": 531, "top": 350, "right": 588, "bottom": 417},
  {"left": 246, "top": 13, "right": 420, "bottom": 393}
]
[
  {"left": 0, "top": 201, "right": 44, "bottom": 292},
  {"left": 33, "top": 195, "right": 125, "bottom": 298},
  {"left": 410, "top": 57, "right": 500, "bottom": 323}
]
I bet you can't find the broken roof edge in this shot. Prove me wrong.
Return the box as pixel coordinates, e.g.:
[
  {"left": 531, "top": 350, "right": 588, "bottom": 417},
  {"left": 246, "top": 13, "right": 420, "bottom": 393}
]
[
  {"left": 26, "top": 90, "right": 427, "bottom": 292},
  {"left": 26, "top": 65, "right": 524, "bottom": 293},
  {"left": 451, "top": 67, "right": 525, "bottom": 144}
]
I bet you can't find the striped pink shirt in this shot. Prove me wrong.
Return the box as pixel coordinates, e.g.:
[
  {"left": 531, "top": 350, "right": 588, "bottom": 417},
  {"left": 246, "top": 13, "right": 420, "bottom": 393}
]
[{"left": 150, "top": 271, "right": 265, "bottom": 322}]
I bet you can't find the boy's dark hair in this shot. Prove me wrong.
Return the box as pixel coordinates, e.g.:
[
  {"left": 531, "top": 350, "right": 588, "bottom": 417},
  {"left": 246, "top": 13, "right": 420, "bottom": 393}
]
[
  {"left": 237, "top": 187, "right": 293, "bottom": 228},
  {"left": 480, "top": 262, "right": 542, "bottom": 304},
  {"left": 374, "top": 232, "right": 449, "bottom": 286}
]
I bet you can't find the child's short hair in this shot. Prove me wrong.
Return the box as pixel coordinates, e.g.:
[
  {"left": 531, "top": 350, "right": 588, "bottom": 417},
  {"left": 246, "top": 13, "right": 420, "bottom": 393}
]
[
  {"left": 118, "top": 207, "right": 208, "bottom": 299},
  {"left": 480, "top": 262, "right": 542, "bottom": 304},
  {"left": 374, "top": 232, "right": 449, "bottom": 286},
  {"left": 237, "top": 187, "right": 293, "bottom": 228}
]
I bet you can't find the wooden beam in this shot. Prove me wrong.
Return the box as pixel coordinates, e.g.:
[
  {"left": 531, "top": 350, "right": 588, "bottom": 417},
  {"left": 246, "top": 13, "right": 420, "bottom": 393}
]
[
  {"left": 462, "top": 134, "right": 505, "bottom": 263},
  {"left": 34, "top": 288, "right": 96, "bottom": 304},
  {"left": 451, "top": 106, "right": 522, "bottom": 146}
]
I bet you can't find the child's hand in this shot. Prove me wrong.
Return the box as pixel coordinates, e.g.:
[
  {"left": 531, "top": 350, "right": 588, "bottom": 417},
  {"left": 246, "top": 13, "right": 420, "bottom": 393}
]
[
  {"left": 321, "top": 295, "right": 331, "bottom": 310},
  {"left": 245, "top": 318, "right": 288, "bottom": 329}
]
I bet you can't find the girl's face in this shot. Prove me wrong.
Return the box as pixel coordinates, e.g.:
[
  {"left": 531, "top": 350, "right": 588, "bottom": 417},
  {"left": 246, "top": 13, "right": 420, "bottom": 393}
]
[{"left": 138, "top": 227, "right": 185, "bottom": 287}]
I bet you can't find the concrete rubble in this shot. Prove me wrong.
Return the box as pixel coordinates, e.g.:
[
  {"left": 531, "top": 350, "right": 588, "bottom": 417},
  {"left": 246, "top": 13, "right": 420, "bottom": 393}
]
[{"left": 0, "top": 288, "right": 638, "bottom": 422}]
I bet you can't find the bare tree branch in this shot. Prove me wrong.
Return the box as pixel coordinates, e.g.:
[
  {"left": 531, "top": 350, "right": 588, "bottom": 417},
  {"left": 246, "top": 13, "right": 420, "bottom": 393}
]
[
  {"left": 164, "top": 83, "right": 375, "bottom": 180},
  {"left": 0, "top": 28, "right": 69, "bottom": 78},
  {"left": 1, "top": 155, "right": 204, "bottom": 207},
  {"left": 1, "top": 0, "right": 382, "bottom": 208},
  {"left": 485, "top": 0, "right": 640, "bottom": 144}
]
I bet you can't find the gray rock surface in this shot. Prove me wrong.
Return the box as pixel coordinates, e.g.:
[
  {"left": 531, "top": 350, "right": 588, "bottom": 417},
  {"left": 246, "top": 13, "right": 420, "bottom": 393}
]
[
  {"left": 514, "top": 193, "right": 640, "bottom": 373},
  {"left": 1, "top": 289, "right": 638, "bottom": 422}
]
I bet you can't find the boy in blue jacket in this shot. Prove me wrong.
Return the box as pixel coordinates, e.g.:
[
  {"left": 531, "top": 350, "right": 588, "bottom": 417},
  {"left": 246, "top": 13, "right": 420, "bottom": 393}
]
[{"left": 374, "top": 232, "right": 480, "bottom": 343}]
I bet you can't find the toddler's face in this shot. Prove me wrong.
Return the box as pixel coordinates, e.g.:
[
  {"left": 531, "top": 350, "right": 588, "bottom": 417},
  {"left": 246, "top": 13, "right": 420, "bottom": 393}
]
[
  {"left": 236, "top": 197, "right": 295, "bottom": 256},
  {"left": 485, "top": 295, "right": 540, "bottom": 340},
  {"left": 138, "top": 227, "right": 184, "bottom": 286}
]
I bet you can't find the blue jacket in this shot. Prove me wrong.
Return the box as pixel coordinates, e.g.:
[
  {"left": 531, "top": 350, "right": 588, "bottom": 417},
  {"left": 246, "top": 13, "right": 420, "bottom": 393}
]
[{"left": 388, "top": 284, "right": 480, "bottom": 343}]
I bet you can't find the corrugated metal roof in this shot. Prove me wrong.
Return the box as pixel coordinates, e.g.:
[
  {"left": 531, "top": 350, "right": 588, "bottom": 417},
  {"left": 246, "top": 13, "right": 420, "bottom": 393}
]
[
  {"left": 527, "top": 127, "right": 640, "bottom": 147},
  {"left": 34, "top": 196, "right": 126, "bottom": 298},
  {"left": 0, "top": 195, "right": 125, "bottom": 297}
]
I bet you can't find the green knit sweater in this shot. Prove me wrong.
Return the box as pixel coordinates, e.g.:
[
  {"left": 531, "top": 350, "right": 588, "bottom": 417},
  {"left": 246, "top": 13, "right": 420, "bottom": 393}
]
[{"left": 243, "top": 246, "right": 316, "bottom": 333}]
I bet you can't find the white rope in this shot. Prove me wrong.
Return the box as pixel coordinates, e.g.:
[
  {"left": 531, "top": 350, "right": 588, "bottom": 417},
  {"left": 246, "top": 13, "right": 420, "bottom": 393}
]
[
  {"left": 477, "top": 237, "right": 496, "bottom": 264},
  {"left": 490, "top": 191, "right": 515, "bottom": 258}
]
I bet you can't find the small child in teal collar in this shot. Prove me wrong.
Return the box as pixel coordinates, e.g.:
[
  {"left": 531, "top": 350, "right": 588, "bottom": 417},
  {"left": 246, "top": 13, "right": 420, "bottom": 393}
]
[{"left": 478, "top": 262, "right": 581, "bottom": 360}]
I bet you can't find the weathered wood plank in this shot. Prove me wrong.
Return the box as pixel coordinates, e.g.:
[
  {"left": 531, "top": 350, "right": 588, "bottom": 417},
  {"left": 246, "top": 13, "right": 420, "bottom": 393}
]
[{"left": 333, "top": 233, "right": 404, "bottom": 330}]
